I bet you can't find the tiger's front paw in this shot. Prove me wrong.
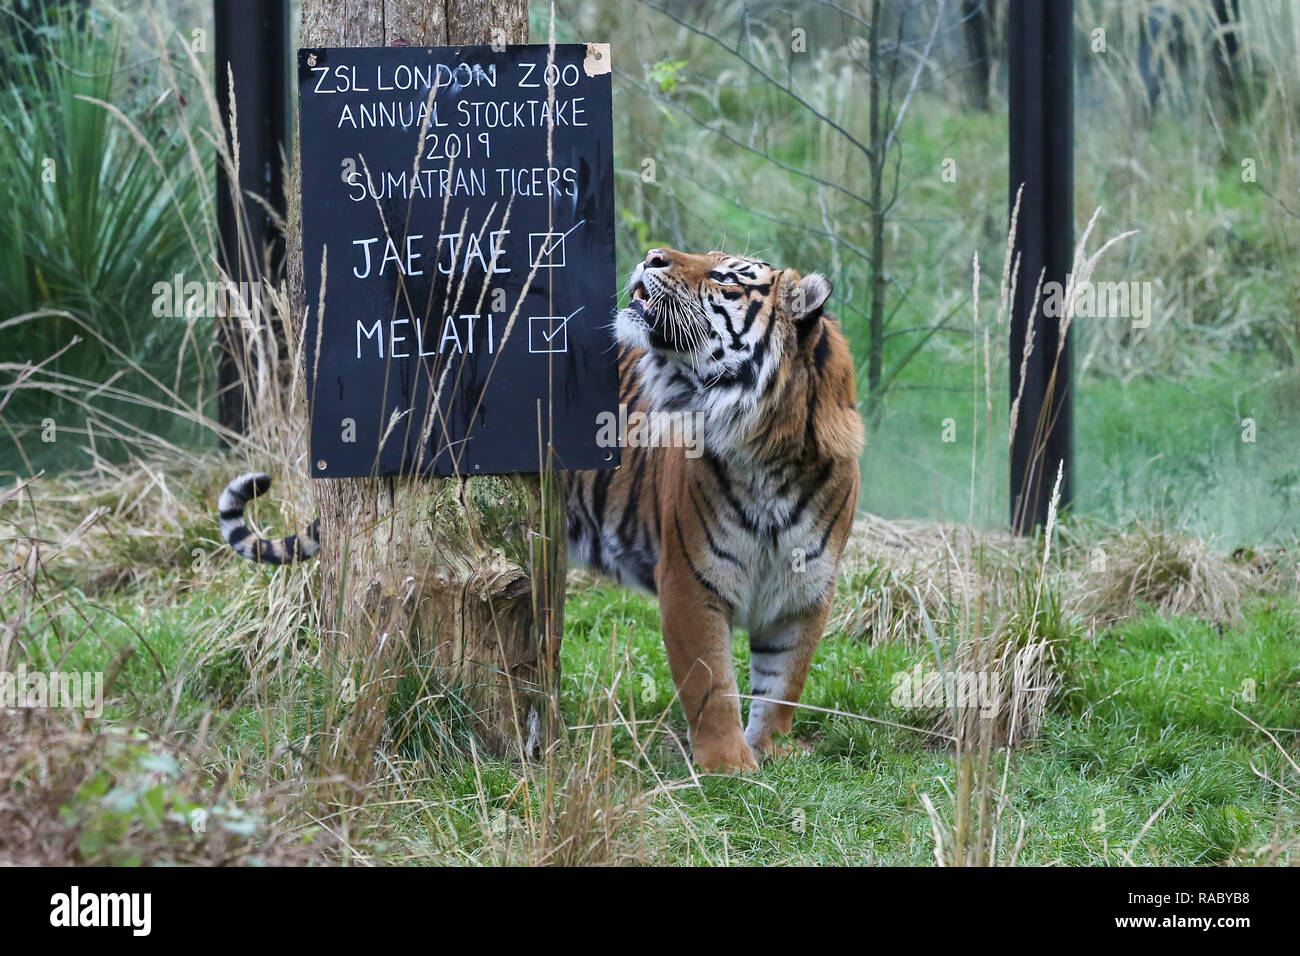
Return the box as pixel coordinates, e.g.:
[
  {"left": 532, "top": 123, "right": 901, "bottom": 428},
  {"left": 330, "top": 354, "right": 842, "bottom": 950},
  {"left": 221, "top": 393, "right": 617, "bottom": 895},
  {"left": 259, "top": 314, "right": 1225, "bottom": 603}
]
[
  {"left": 692, "top": 735, "right": 761, "bottom": 773},
  {"left": 748, "top": 730, "right": 807, "bottom": 764},
  {"left": 745, "top": 729, "right": 775, "bottom": 763}
]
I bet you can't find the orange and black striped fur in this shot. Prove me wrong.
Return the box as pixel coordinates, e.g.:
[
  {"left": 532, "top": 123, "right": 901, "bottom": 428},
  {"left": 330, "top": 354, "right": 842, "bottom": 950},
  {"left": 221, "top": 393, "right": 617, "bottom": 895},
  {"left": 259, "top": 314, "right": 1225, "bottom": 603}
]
[
  {"left": 217, "top": 247, "right": 862, "bottom": 772},
  {"left": 567, "top": 248, "right": 863, "bottom": 771}
]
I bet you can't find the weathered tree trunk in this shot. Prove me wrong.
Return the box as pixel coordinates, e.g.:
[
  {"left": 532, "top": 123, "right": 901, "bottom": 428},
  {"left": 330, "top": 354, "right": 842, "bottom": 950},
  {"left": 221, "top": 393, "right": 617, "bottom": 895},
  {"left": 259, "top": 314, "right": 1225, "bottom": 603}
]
[{"left": 288, "top": 0, "right": 564, "bottom": 762}]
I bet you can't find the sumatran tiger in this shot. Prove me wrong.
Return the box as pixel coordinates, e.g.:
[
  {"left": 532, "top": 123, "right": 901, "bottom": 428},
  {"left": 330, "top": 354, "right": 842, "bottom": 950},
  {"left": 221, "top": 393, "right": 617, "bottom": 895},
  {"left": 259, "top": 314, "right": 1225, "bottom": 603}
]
[
  {"left": 566, "top": 248, "right": 862, "bottom": 771},
  {"left": 217, "top": 247, "right": 863, "bottom": 773}
]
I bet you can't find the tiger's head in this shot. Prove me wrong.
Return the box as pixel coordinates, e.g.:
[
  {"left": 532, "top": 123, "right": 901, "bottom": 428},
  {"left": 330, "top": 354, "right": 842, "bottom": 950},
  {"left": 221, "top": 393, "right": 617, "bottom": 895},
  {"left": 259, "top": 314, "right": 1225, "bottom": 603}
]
[
  {"left": 617, "top": 248, "right": 830, "bottom": 376},
  {"left": 616, "top": 247, "right": 862, "bottom": 461}
]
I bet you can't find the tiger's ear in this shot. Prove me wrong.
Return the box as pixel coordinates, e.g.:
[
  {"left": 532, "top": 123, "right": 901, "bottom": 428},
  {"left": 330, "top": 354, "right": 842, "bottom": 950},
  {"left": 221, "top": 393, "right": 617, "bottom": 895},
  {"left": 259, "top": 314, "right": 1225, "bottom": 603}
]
[
  {"left": 788, "top": 271, "right": 832, "bottom": 343},
  {"left": 788, "top": 272, "right": 832, "bottom": 321}
]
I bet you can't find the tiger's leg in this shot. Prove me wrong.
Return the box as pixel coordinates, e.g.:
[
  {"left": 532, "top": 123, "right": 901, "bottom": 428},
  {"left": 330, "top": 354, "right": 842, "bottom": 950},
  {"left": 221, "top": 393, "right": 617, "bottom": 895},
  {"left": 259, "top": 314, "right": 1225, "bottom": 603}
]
[
  {"left": 656, "top": 561, "right": 758, "bottom": 772},
  {"left": 744, "top": 600, "right": 832, "bottom": 761}
]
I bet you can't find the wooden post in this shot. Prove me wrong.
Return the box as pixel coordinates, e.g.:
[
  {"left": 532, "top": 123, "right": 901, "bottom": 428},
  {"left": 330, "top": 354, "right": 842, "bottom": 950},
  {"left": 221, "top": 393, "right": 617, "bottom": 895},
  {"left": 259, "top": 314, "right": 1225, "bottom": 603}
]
[
  {"left": 1008, "top": 0, "right": 1073, "bottom": 534},
  {"left": 289, "top": 0, "right": 562, "bottom": 761}
]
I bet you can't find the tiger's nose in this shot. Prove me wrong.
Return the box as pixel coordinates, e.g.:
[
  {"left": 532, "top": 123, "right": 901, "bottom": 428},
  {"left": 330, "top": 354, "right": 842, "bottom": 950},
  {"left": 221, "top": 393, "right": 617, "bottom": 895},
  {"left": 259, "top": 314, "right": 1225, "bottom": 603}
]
[{"left": 644, "top": 248, "right": 670, "bottom": 269}]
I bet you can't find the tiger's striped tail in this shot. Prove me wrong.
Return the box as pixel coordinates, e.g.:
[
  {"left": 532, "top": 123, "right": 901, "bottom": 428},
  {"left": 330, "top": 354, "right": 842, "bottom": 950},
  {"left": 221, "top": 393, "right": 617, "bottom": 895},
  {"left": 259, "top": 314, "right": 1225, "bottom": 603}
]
[{"left": 218, "top": 472, "right": 320, "bottom": 565}]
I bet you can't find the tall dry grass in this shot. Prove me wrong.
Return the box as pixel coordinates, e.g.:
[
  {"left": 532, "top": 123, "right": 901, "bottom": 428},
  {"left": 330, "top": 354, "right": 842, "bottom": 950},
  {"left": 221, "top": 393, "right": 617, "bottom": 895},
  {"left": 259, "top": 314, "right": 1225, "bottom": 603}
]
[{"left": 900, "top": 204, "right": 1148, "bottom": 865}]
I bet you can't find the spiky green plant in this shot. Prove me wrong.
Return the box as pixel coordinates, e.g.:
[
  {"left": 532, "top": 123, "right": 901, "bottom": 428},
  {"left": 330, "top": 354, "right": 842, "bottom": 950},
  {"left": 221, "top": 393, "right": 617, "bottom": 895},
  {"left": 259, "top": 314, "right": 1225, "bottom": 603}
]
[{"left": 0, "top": 4, "right": 209, "bottom": 472}]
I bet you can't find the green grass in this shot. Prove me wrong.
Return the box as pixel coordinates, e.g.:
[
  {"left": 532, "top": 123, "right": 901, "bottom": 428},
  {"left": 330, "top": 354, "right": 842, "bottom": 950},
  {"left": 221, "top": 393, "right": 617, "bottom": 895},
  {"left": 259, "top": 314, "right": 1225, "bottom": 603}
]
[
  {"left": 31, "top": 567, "right": 1294, "bottom": 865},
  {"left": 550, "top": 583, "right": 1299, "bottom": 864}
]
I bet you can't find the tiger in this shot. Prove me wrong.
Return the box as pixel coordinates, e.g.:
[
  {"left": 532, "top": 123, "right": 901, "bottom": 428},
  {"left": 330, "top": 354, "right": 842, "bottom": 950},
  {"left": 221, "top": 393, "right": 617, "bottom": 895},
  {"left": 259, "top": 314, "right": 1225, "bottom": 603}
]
[
  {"left": 218, "top": 247, "right": 863, "bottom": 773},
  {"left": 566, "top": 248, "right": 863, "bottom": 771}
]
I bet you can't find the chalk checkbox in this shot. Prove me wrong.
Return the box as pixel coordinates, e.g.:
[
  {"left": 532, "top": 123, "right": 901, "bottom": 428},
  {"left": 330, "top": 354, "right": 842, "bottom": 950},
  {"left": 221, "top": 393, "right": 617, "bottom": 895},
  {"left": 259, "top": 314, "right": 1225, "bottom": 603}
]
[
  {"left": 528, "top": 231, "right": 567, "bottom": 268},
  {"left": 528, "top": 306, "right": 583, "bottom": 354},
  {"left": 529, "top": 315, "right": 569, "bottom": 353}
]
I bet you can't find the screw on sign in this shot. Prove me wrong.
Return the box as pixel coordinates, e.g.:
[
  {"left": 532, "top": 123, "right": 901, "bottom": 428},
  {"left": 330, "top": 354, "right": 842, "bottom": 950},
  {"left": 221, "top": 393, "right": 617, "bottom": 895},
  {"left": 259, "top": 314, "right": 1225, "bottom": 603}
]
[{"left": 298, "top": 43, "right": 618, "bottom": 478}]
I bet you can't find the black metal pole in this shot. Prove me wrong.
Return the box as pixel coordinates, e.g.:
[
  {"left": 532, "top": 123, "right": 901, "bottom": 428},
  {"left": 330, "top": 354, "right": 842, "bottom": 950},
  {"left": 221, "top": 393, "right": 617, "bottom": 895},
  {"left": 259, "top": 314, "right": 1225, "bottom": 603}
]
[
  {"left": 961, "top": 0, "right": 990, "bottom": 112},
  {"left": 214, "top": 0, "right": 289, "bottom": 439},
  {"left": 1008, "top": 0, "right": 1073, "bottom": 534}
]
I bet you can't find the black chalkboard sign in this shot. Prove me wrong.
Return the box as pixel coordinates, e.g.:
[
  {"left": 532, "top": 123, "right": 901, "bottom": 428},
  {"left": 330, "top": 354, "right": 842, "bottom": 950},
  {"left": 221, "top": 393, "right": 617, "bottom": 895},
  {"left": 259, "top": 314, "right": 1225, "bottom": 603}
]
[{"left": 297, "top": 43, "right": 618, "bottom": 478}]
